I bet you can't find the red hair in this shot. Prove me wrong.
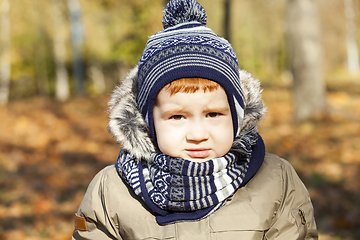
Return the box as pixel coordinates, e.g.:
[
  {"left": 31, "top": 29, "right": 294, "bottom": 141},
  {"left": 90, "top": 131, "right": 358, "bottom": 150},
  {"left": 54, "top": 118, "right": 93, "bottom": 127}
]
[{"left": 162, "top": 78, "right": 222, "bottom": 96}]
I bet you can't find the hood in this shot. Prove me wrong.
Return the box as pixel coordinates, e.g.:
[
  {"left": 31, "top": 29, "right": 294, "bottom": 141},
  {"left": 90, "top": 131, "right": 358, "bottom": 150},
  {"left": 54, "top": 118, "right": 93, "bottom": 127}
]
[{"left": 108, "top": 66, "right": 267, "bottom": 162}]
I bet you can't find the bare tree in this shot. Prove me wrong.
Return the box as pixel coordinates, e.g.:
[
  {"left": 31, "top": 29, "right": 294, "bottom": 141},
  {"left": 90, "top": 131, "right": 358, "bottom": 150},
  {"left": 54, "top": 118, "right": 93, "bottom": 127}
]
[
  {"left": 223, "top": 0, "right": 231, "bottom": 41},
  {"left": 344, "top": 0, "right": 359, "bottom": 75},
  {"left": 68, "top": 0, "right": 84, "bottom": 95},
  {"left": 52, "top": 0, "right": 70, "bottom": 102},
  {"left": 0, "top": 0, "right": 10, "bottom": 105},
  {"left": 286, "top": 0, "right": 326, "bottom": 122}
]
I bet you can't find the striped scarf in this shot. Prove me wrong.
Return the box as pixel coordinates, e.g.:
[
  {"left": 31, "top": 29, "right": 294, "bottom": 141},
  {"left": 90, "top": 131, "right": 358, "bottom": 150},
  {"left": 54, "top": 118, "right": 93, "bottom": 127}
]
[{"left": 116, "top": 134, "right": 265, "bottom": 225}]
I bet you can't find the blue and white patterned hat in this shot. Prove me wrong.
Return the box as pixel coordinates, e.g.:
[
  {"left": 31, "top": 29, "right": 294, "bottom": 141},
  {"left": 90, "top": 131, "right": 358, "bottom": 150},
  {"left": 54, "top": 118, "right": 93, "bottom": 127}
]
[{"left": 137, "top": 0, "right": 245, "bottom": 141}]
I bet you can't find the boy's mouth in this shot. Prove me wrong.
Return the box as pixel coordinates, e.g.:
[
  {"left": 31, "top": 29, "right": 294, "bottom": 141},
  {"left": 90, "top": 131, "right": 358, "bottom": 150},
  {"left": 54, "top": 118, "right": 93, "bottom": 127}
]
[{"left": 185, "top": 149, "right": 210, "bottom": 159}]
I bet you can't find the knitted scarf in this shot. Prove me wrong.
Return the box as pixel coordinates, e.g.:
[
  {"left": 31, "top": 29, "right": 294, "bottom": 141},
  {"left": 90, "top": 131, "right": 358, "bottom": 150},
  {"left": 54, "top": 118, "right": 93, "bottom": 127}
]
[{"left": 116, "top": 133, "right": 265, "bottom": 225}]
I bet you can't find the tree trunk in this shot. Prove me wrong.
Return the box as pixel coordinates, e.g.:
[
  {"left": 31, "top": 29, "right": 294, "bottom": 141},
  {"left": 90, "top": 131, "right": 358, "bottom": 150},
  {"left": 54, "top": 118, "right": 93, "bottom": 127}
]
[
  {"left": 35, "top": 47, "right": 50, "bottom": 97},
  {"left": 344, "top": 0, "right": 359, "bottom": 75},
  {"left": 223, "top": 0, "right": 231, "bottom": 41},
  {"left": 286, "top": 0, "right": 326, "bottom": 122},
  {"left": 0, "top": 0, "right": 11, "bottom": 105},
  {"left": 88, "top": 61, "right": 106, "bottom": 95},
  {"left": 52, "top": 0, "right": 70, "bottom": 102},
  {"left": 68, "top": 0, "right": 84, "bottom": 95}
]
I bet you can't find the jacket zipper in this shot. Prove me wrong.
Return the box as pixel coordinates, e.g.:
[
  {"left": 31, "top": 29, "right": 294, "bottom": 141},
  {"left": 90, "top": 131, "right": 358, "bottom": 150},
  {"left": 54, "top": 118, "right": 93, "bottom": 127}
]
[{"left": 298, "top": 209, "right": 307, "bottom": 239}]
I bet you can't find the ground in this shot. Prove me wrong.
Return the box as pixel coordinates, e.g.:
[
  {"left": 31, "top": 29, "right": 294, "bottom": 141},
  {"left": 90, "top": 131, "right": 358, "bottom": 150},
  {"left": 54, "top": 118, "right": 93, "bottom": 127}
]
[{"left": 0, "top": 84, "right": 359, "bottom": 240}]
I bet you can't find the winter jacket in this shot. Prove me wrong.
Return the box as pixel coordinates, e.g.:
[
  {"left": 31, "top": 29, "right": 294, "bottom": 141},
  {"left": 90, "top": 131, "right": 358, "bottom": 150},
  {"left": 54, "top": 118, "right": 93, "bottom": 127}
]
[
  {"left": 72, "top": 67, "right": 318, "bottom": 239},
  {"left": 72, "top": 153, "right": 317, "bottom": 240}
]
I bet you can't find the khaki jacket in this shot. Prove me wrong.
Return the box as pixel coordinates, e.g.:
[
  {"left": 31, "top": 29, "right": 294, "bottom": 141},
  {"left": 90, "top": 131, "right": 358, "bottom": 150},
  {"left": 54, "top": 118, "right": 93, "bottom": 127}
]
[{"left": 72, "top": 153, "right": 318, "bottom": 240}]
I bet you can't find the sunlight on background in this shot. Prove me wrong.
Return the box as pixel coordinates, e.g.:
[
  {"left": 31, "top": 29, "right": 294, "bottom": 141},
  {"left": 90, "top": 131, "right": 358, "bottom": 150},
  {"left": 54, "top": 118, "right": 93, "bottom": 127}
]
[{"left": 0, "top": 0, "right": 359, "bottom": 239}]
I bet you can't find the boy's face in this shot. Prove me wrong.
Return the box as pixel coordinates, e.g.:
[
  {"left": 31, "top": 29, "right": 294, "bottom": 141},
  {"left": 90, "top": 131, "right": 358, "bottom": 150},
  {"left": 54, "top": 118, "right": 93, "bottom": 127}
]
[{"left": 153, "top": 85, "right": 233, "bottom": 162}]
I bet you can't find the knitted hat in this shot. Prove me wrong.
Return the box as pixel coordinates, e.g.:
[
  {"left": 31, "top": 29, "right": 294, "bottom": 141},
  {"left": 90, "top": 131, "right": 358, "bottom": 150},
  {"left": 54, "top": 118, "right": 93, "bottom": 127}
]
[{"left": 137, "top": 0, "right": 244, "bottom": 141}]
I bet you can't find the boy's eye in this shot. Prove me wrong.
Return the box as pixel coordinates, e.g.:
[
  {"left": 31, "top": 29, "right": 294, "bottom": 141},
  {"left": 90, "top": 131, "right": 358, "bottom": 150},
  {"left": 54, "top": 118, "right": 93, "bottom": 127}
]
[
  {"left": 207, "top": 112, "right": 220, "bottom": 118},
  {"left": 170, "top": 115, "right": 184, "bottom": 120}
]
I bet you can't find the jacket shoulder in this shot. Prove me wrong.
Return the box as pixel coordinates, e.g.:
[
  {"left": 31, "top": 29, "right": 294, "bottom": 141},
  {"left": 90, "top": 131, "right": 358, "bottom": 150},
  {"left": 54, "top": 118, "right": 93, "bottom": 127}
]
[
  {"left": 261, "top": 153, "right": 318, "bottom": 239},
  {"left": 211, "top": 153, "right": 317, "bottom": 239},
  {"left": 74, "top": 164, "right": 158, "bottom": 239},
  {"left": 77, "top": 164, "right": 142, "bottom": 214},
  {"left": 258, "top": 152, "right": 311, "bottom": 206},
  {"left": 263, "top": 152, "right": 291, "bottom": 170}
]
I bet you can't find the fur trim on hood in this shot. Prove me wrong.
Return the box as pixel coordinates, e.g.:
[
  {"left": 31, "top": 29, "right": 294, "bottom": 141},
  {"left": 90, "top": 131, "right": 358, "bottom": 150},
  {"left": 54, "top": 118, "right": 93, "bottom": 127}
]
[{"left": 108, "top": 66, "right": 266, "bottom": 162}]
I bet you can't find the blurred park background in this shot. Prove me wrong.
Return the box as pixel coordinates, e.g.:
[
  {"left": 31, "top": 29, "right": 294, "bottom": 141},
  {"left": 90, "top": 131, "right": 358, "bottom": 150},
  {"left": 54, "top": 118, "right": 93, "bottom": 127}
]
[{"left": 0, "top": 0, "right": 360, "bottom": 239}]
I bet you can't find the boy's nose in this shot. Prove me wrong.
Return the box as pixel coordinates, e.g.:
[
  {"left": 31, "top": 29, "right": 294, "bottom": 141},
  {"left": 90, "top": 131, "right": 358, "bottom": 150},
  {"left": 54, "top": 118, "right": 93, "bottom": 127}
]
[{"left": 186, "top": 120, "right": 209, "bottom": 143}]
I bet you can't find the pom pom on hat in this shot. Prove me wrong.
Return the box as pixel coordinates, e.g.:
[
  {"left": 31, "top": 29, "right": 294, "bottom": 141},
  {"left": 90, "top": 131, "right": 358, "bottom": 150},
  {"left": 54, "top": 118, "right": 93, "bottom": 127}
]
[{"left": 162, "top": 0, "right": 207, "bottom": 29}]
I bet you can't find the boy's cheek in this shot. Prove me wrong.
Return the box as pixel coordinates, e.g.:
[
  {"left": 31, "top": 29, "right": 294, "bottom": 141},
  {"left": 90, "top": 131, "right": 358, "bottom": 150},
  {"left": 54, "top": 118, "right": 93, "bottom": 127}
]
[
  {"left": 156, "top": 136, "right": 180, "bottom": 158},
  {"left": 160, "top": 120, "right": 187, "bottom": 131}
]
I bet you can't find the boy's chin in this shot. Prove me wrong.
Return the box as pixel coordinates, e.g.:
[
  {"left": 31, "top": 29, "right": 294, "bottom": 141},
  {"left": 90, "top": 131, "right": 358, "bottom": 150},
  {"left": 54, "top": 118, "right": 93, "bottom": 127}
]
[
  {"left": 184, "top": 158, "right": 210, "bottom": 163},
  {"left": 170, "top": 153, "right": 212, "bottom": 162},
  {"left": 182, "top": 154, "right": 214, "bottom": 163}
]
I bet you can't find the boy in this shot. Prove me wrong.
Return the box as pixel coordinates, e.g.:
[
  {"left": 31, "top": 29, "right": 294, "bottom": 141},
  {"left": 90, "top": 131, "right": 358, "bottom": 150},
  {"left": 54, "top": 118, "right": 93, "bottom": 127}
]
[{"left": 72, "top": 0, "right": 318, "bottom": 239}]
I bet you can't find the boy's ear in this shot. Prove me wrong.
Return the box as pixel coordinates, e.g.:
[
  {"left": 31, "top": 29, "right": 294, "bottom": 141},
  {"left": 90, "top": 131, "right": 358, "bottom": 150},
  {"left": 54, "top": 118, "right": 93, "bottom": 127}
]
[{"left": 108, "top": 66, "right": 155, "bottom": 162}]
